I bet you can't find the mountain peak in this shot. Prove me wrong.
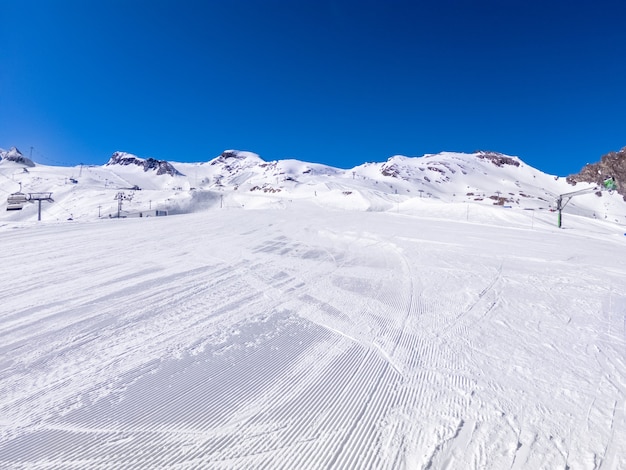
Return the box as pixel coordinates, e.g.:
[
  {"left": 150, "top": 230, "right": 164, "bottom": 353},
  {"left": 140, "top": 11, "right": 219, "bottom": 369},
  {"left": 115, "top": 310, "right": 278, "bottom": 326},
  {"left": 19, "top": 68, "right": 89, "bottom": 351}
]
[
  {"left": 0, "top": 146, "right": 36, "bottom": 167},
  {"left": 210, "top": 150, "right": 263, "bottom": 166},
  {"left": 106, "top": 151, "right": 183, "bottom": 177}
]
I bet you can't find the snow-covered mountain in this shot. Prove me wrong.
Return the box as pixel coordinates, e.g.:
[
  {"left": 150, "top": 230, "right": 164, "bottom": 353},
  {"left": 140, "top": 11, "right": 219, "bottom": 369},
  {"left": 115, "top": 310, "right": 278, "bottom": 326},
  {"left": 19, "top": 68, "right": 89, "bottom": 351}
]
[
  {"left": 1, "top": 147, "right": 625, "bottom": 225},
  {"left": 106, "top": 151, "right": 184, "bottom": 177},
  {"left": 0, "top": 146, "right": 35, "bottom": 167}
]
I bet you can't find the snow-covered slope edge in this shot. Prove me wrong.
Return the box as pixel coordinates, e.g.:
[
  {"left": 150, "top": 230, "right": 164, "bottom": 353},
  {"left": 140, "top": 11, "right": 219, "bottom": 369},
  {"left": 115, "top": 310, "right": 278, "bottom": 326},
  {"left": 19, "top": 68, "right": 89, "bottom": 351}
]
[{"left": 0, "top": 204, "right": 624, "bottom": 468}]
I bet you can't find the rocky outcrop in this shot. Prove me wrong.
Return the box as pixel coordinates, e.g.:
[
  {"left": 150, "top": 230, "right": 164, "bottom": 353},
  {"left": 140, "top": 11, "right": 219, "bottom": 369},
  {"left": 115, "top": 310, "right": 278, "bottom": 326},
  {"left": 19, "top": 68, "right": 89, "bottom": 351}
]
[
  {"left": 475, "top": 151, "right": 520, "bottom": 168},
  {"left": 106, "top": 151, "right": 183, "bottom": 176},
  {"left": 566, "top": 147, "right": 626, "bottom": 199},
  {"left": 0, "top": 147, "right": 36, "bottom": 167}
]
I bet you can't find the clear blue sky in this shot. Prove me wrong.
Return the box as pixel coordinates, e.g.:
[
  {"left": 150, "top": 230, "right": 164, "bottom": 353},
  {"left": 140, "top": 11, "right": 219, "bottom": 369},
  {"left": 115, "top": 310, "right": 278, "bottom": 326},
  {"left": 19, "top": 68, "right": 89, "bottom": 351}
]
[{"left": 2, "top": 0, "right": 625, "bottom": 175}]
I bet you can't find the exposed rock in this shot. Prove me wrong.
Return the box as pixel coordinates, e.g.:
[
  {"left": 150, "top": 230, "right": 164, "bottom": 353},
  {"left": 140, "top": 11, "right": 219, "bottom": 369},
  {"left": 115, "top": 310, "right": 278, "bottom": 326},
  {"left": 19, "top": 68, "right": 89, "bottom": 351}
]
[
  {"left": 250, "top": 184, "right": 281, "bottom": 193},
  {"left": 0, "top": 147, "right": 36, "bottom": 167},
  {"left": 476, "top": 151, "right": 520, "bottom": 168},
  {"left": 106, "top": 151, "right": 183, "bottom": 176},
  {"left": 566, "top": 147, "right": 626, "bottom": 200},
  {"left": 209, "top": 150, "right": 263, "bottom": 175},
  {"left": 380, "top": 163, "right": 401, "bottom": 178},
  {"left": 211, "top": 150, "right": 245, "bottom": 166}
]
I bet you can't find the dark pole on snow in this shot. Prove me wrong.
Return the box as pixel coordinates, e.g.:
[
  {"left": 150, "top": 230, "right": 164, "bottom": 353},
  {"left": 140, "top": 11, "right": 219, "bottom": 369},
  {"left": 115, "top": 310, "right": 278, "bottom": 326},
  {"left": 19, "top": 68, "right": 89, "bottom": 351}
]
[{"left": 28, "top": 192, "right": 54, "bottom": 221}]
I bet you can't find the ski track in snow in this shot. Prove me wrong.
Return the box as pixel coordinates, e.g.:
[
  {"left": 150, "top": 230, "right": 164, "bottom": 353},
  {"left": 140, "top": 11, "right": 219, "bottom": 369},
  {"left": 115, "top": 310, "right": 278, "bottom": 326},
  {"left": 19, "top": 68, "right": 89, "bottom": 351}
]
[{"left": 0, "top": 204, "right": 625, "bottom": 469}]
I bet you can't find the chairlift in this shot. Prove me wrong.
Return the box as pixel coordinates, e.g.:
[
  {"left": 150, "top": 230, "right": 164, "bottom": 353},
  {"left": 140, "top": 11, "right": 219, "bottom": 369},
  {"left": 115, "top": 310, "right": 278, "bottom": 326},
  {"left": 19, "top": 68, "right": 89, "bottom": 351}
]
[{"left": 6, "top": 192, "right": 29, "bottom": 211}]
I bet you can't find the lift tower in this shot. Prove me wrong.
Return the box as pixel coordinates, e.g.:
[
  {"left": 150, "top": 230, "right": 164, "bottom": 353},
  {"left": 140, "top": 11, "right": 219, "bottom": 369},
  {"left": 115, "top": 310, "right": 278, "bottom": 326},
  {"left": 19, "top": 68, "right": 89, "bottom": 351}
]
[
  {"left": 28, "top": 192, "right": 54, "bottom": 221},
  {"left": 114, "top": 191, "right": 133, "bottom": 218},
  {"left": 555, "top": 186, "right": 598, "bottom": 228}
]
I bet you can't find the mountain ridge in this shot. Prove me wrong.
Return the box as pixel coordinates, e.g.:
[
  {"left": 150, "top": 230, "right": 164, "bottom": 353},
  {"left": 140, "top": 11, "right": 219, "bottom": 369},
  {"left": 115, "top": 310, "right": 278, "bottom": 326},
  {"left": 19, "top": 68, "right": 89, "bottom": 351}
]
[
  {"left": 106, "top": 151, "right": 184, "bottom": 177},
  {"left": 1, "top": 146, "right": 625, "bottom": 224}
]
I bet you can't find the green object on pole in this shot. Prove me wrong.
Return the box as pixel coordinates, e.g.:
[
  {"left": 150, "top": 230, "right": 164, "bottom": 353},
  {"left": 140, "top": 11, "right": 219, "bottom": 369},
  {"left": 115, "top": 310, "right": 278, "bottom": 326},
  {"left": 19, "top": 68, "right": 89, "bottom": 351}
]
[{"left": 603, "top": 177, "right": 617, "bottom": 191}]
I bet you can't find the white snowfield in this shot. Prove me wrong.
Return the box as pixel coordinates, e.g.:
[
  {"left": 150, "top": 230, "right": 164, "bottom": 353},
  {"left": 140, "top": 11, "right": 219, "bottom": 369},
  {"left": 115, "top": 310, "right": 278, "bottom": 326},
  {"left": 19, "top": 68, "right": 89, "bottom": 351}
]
[{"left": 1, "top": 199, "right": 625, "bottom": 469}]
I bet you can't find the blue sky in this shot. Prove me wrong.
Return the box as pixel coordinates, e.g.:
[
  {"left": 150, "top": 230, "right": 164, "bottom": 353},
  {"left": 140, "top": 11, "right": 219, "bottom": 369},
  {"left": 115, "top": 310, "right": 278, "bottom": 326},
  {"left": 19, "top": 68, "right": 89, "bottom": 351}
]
[{"left": 2, "top": 0, "right": 625, "bottom": 175}]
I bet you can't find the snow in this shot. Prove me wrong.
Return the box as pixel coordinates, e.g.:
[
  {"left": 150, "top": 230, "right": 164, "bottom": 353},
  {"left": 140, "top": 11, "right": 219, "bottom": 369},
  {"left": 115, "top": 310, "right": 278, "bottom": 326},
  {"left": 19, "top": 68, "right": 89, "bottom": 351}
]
[{"left": 1, "top": 150, "right": 626, "bottom": 468}]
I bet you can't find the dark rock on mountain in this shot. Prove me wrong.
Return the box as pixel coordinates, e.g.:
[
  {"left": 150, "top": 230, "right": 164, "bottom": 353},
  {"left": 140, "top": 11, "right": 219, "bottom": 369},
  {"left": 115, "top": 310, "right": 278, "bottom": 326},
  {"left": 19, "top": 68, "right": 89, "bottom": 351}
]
[
  {"left": 106, "top": 151, "right": 183, "bottom": 177},
  {"left": 211, "top": 150, "right": 246, "bottom": 165},
  {"left": 566, "top": 147, "right": 626, "bottom": 200},
  {"left": 475, "top": 151, "right": 520, "bottom": 167},
  {"left": 0, "top": 147, "right": 36, "bottom": 167}
]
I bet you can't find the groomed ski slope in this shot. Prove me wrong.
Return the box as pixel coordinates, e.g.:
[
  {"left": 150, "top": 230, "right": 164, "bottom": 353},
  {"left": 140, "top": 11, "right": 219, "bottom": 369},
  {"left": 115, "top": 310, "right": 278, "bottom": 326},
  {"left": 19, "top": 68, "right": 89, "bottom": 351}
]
[{"left": 1, "top": 202, "right": 625, "bottom": 469}]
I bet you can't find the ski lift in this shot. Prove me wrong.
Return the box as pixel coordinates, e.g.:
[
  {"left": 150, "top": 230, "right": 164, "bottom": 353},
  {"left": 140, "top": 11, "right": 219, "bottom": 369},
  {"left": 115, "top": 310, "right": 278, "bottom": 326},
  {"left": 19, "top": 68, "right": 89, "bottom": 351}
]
[
  {"left": 6, "top": 192, "right": 29, "bottom": 211},
  {"left": 603, "top": 176, "right": 617, "bottom": 194}
]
